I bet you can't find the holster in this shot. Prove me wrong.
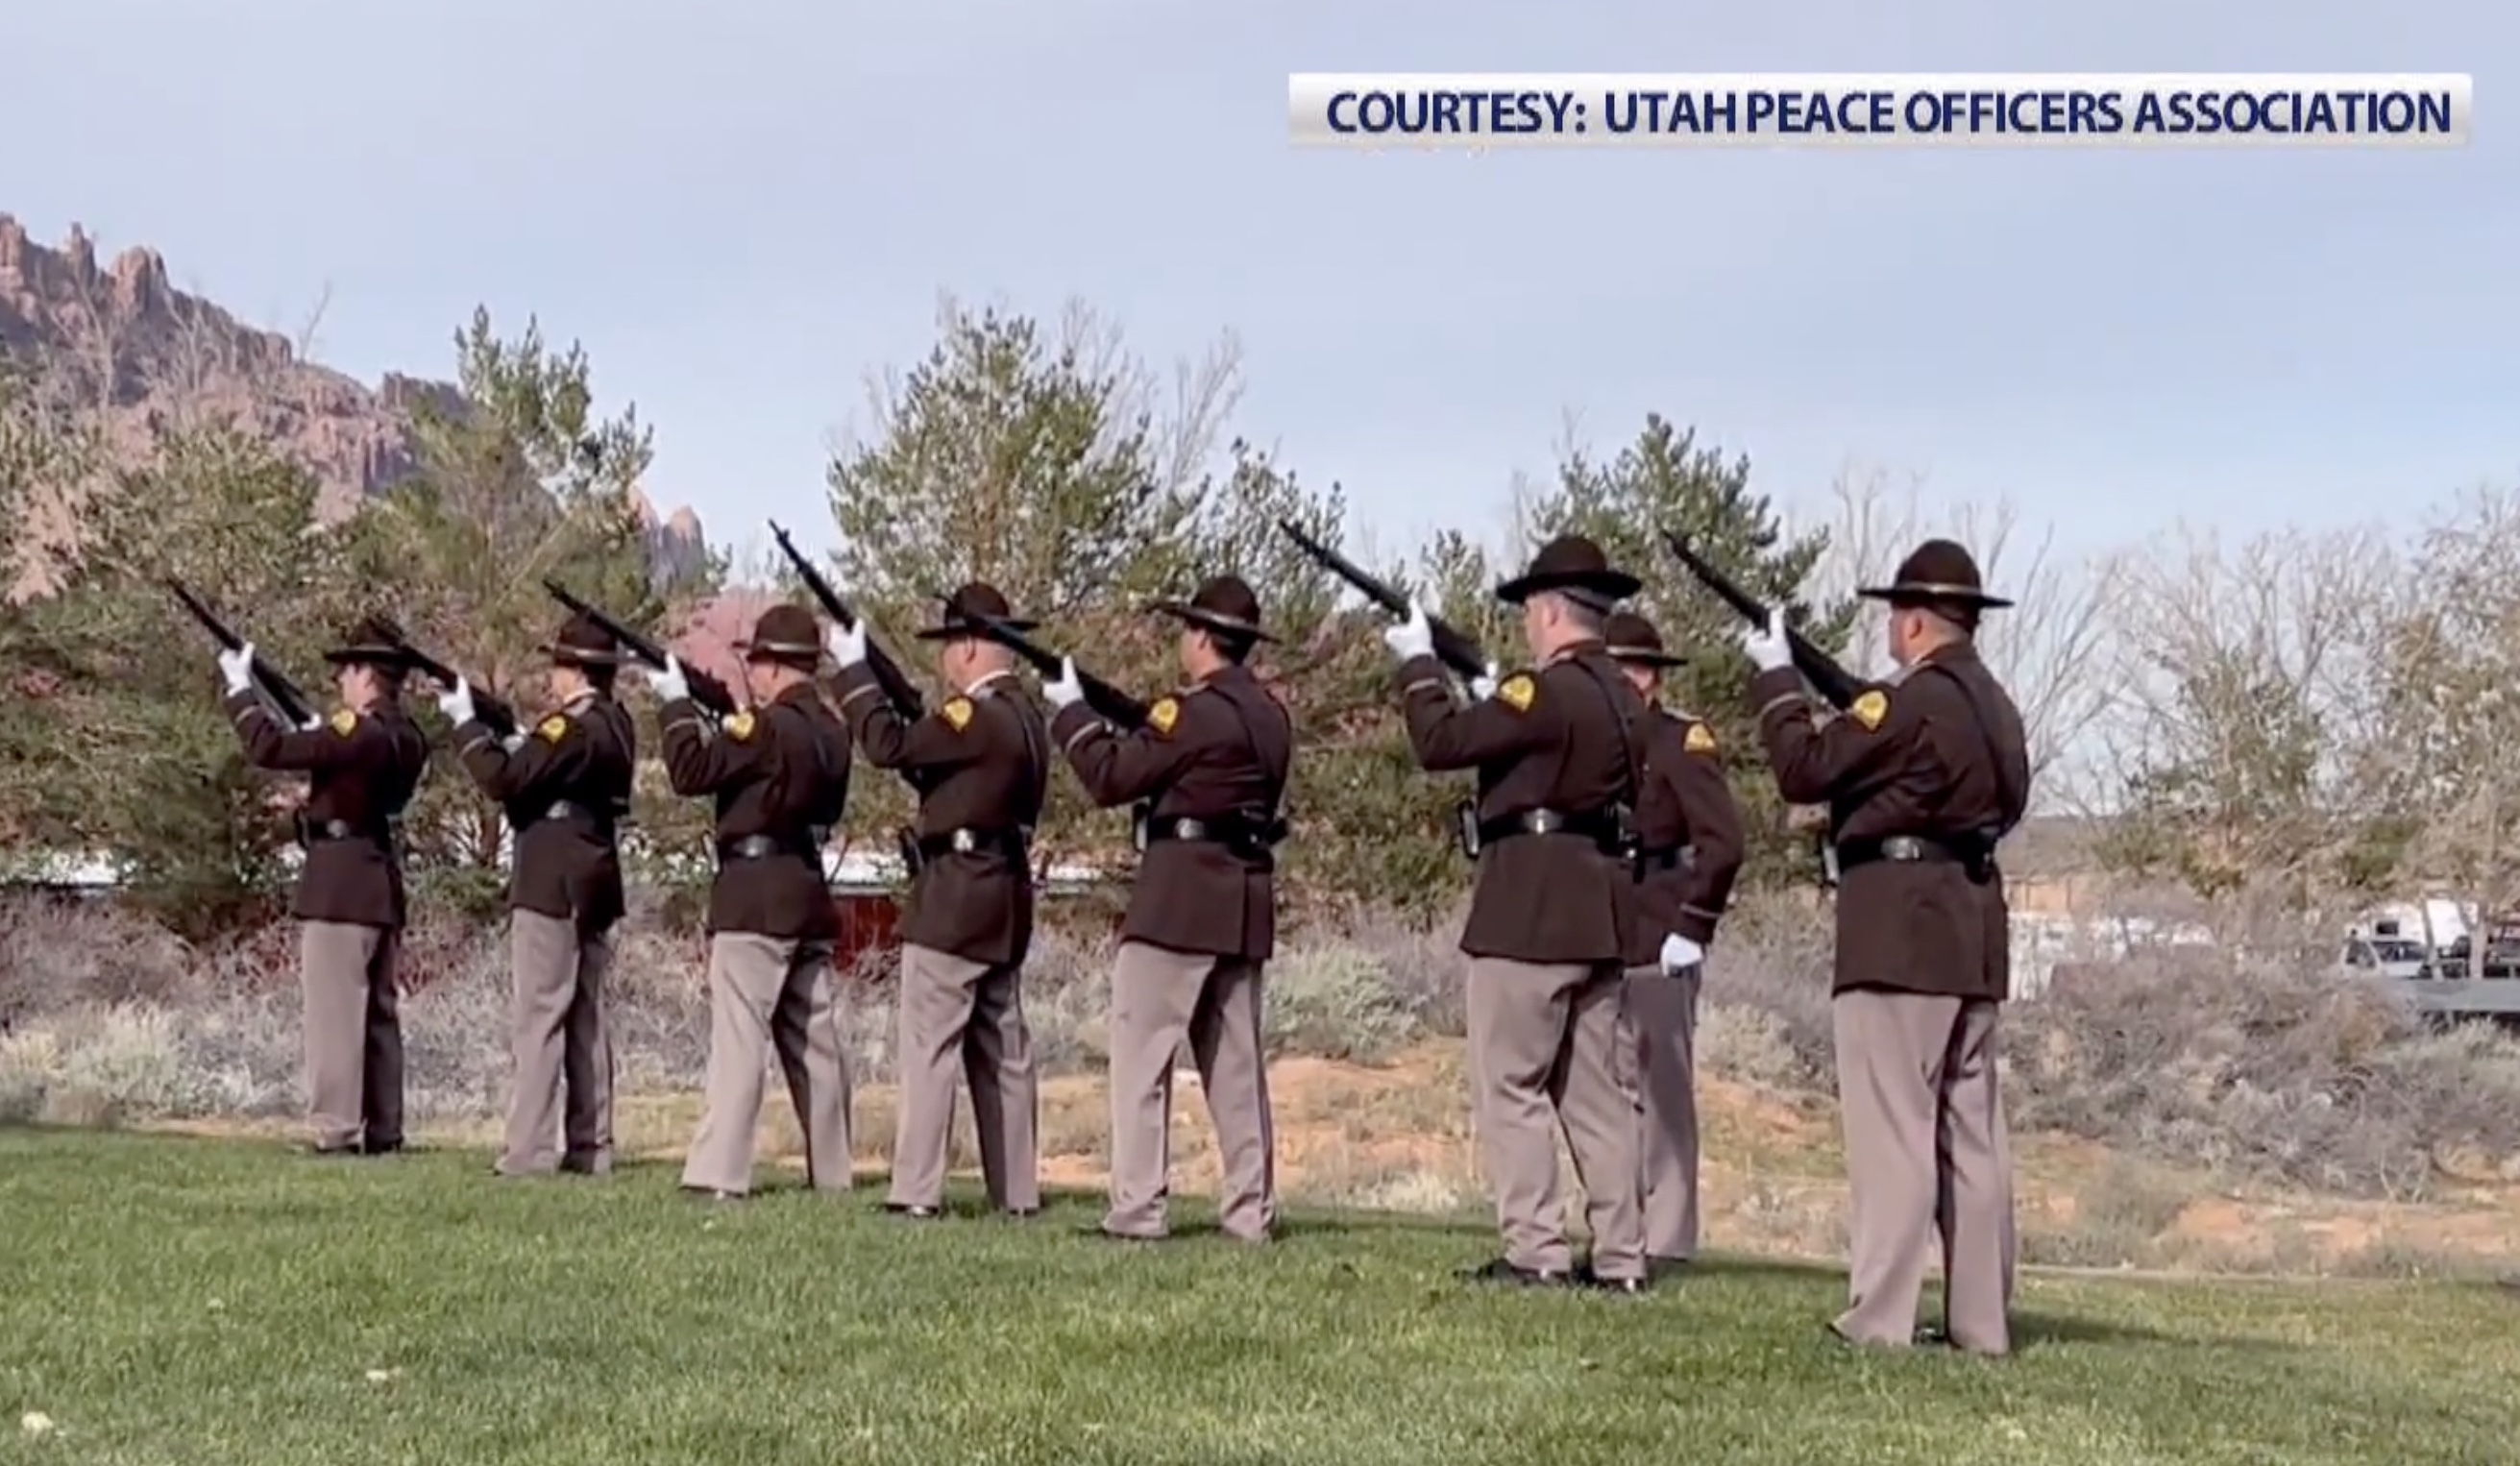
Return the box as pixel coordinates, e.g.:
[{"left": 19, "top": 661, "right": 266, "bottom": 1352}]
[{"left": 894, "top": 825, "right": 924, "bottom": 877}]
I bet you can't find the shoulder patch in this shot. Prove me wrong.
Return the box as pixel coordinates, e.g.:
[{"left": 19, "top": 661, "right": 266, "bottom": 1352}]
[
  {"left": 1848, "top": 689, "right": 1890, "bottom": 731},
  {"left": 535, "top": 713, "right": 570, "bottom": 744},
  {"left": 1683, "top": 721, "right": 1718, "bottom": 754},
  {"left": 1147, "top": 696, "right": 1180, "bottom": 737},
  {"left": 1495, "top": 673, "right": 1535, "bottom": 712},
  {"left": 328, "top": 708, "right": 357, "bottom": 737},
  {"left": 940, "top": 696, "right": 974, "bottom": 732},
  {"left": 725, "top": 709, "right": 757, "bottom": 741}
]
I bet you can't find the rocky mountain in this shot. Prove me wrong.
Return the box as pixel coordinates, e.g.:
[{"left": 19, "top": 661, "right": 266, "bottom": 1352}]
[{"left": 0, "top": 213, "right": 708, "bottom": 588}]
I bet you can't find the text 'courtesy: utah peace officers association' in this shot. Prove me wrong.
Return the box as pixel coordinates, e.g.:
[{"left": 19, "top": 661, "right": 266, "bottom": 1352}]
[{"left": 1284, "top": 72, "right": 2473, "bottom": 147}]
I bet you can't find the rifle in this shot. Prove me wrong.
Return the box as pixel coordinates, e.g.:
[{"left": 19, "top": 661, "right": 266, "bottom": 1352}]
[
  {"left": 165, "top": 577, "right": 317, "bottom": 727},
  {"left": 940, "top": 599, "right": 1150, "bottom": 729},
  {"left": 1662, "top": 532, "right": 1865, "bottom": 710},
  {"left": 1275, "top": 518, "right": 1491, "bottom": 680},
  {"left": 1661, "top": 531, "right": 1862, "bottom": 887},
  {"left": 540, "top": 578, "right": 739, "bottom": 718},
  {"left": 766, "top": 520, "right": 923, "bottom": 716},
  {"left": 386, "top": 638, "right": 519, "bottom": 739}
]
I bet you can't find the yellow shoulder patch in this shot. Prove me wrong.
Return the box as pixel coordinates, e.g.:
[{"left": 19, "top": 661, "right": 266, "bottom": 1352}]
[
  {"left": 1495, "top": 673, "right": 1536, "bottom": 712},
  {"left": 1849, "top": 689, "right": 1890, "bottom": 731},
  {"left": 940, "top": 696, "right": 974, "bottom": 732},
  {"left": 1683, "top": 721, "right": 1718, "bottom": 754},
  {"left": 328, "top": 708, "right": 357, "bottom": 737},
  {"left": 535, "top": 713, "right": 570, "bottom": 744},
  {"left": 725, "top": 709, "right": 756, "bottom": 741},
  {"left": 1147, "top": 696, "right": 1180, "bottom": 737}
]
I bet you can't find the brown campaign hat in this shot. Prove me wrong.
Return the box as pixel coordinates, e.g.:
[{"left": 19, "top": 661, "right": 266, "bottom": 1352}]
[
  {"left": 1151, "top": 574, "right": 1275, "bottom": 644},
  {"left": 1857, "top": 538, "right": 2013, "bottom": 611},
  {"left": 736, "top": 603, "right": 823, "bottom": 668},
  {"left": 1603, "top": 610, "right": 1685, "bottom": 669},
  {"left": 321, "top": 612, "right": 418, "bottom": 668},
  {"left": 1496, "top": 534, "right": 1641, "bottom": 608},
  {"left": 538, "top": 608, "right": 620, "bottom": 667},
  {"left": 916, "top": 581, "right": 1037, "bottom": 640}
]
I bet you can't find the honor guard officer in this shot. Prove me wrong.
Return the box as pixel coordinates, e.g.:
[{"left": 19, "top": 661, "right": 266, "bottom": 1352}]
[
  {"left": 439, "top": 610, "right": 636, "bottom": 1179},
  {"left": 1602, "top": 610, "right": 1745, "bottom": 1279},
  {"left": 1741, "top": 538, "right": 2030, "bottom": 1355},
  {"left": 651, "top": 604, "right": 857, "bottom": 1200},
  {"left": 1043, "top": 575, "right": 1291, "bottom": 1244},
  {"left": 217, "top": 614, "right": 429, "bottom": 1157},
  {"left": 827, "top": 582, "right": 1050, "bottom": 1220},
  {"left": 1382, "top": 535, "right": 1651, "bottom": 1290}
]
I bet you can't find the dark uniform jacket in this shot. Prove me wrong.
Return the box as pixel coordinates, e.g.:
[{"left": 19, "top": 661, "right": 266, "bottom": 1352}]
[
  {"left": 452, "top": 690, "right": 636, "bottom": 937},
  {"left": 1751, "top": 643, "right": 2031, "bottom": 1001},
  {"left": 1397, "top": 640, "right": 1646, "bottom": 965},
  {"left": 661, "top": 682, "right": 852, "bottom": 941},
  {"left": 226, "top": 692, "right": 429, "bottom": 929},
  {"left": 836, "top": 665, "right": 1047, "bottom": 966},
  {"left": 1051, "top": 664, "right": 1291, "bottom": 962},
  {"left": 1626, "top": 709, "right": 1747, "bottom": 964}
]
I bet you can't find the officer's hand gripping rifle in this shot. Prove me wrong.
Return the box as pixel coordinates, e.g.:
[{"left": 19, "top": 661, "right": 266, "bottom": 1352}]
[
  {"left": 931, "top": 596, "right": 1150, "bottom": 729},
  {"left": 165, "top": 577, "right": 317, "bottom": 727},
  {"left": 540, "top": 579, "right": 739, "bottom": 719},
  {"left": 766, "top": 520, "right": 924, "bottom": 718},
  {"left": 1663, "top": 532, "right": 1864, "bottom": 711},
  {"left": 381, "top": 634, "right": 519, "bottom": 739},
  {"left": 1661, "top": 530, "right": 1864, "bottom": 885},
  {"left": 1274, "top": 519, "right": 1493, "bottom": 682}
]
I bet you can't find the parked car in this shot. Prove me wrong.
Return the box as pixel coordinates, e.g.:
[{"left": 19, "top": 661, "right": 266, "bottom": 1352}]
[{"left": 2340, "top": 936, "right": 2433, "bottom": 980}]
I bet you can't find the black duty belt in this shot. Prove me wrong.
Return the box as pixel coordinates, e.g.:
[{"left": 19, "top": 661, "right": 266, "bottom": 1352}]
[
  {"left": 1136, "top": 810, "right": 1284, "bottom": 855},
  {"left": 912, "top": 826, "right": 1029, "bottom": 861},
  {"left": 717, "top": 834, "right": 821, "bottom": 863},
  {"left": 1835, "top": 834, "right": 1994, "bottom": 878},
  {"left": 538, "top": 799, "right": 620, "bottom": 836},
  {"left": 1474, "top": 808, "right": 1620, "bottom": 848},
  {"left": 295, "top": 815, "right": 393, "bottom": 848}
]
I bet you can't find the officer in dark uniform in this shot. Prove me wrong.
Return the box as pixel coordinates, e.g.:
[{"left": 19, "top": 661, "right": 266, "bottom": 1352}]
[
  {"left": 1740, "top": 537, "right": 2030, "bottom": 1355},
  {"left": 1043, "top": 575, "right": 1292, "bottom": 1244},
  {"left": 438, "top": 610, "right": 636, "bottom": 1178},
  {"left": 216, "top": 613, "right": 429, "bottom": 1156},
  {"left": 650, "top": 604, "right": 856, "bottom": 1199},
  {"left": 1382, "top": 535, "right": 1651, "bottom": 1290},
  {"left": 827, "top": 582, "right": 1050, "bottom": 1219},
  {"left": 1601, "top": 610, "right": 1745, "bottom": 1279}
]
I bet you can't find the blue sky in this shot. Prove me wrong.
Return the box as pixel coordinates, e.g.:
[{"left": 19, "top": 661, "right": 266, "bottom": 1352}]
[{"left": 12, "top": 0, "right": 2512, "bottom": 575}]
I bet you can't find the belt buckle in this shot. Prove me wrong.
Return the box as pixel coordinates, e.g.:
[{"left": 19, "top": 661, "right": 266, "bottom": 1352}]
[
  {"left": 1884, "top": 836, "right": 1922, "bottom": 861},
  {"left": 1528, "top": 810, "right": 1562, "bottom": 834},
  {"left": 951, "top": 828, "right": 977, "bottom": 854}
]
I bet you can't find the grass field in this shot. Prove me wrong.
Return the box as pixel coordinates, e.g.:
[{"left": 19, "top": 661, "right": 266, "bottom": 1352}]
[{"left": 4, "top": 1130, "right": 2516, "bottom": 1466}]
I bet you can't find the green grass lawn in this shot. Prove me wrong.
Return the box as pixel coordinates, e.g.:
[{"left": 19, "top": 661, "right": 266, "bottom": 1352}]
[{"left": 3, "top": 1129, "right": 2515, "bottom": 1465}]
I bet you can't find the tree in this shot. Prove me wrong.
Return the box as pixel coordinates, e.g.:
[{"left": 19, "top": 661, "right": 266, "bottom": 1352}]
[
  {"left": 345, "top": 308, "right": 721, "bottom": 912},
  {"left": 1517, "top": 412, "right": 1853, "bottom": 888},
  {"left": 5, "top": 423, "right": 363, "bottom": 933},
  {"left": 2092, "top": 522, "right": 2390, "bottom": 911},
  {"left": 820, "top": 297, "right": 1332, "bottom": 872}
]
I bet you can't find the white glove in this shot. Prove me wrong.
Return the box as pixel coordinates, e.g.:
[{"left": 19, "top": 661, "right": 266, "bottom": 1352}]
[
  {"left": 1469, "top": 659, "right": 1498, "bottom": 700},
  {"left": 1659, "top": 933, "right": 1705, "bottom": 973},
  {"left": 435, "top": 676, "right": 476, "bottom": 727},
  {"left": 1043, "top": 655, "right": 1085, "bottom": 710},
  {"left": 216, "top": 642, "right": 254, "bottom": 696},
  {"left": 1382, "top": 600, "right": 1433, "bottom": 662},
  {"left": 827, "top": 618, "right": 867, "bottom": 669},
  {"left": 1741, "top": 608, "right": 1792, "bottom": 673},
  {"left": 647, "top": 654, "right": 691, "bottom": 704}
]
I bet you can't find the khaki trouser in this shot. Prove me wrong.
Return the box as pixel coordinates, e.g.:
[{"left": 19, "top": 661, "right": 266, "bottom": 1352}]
[
  {"left": 1103, "top": 941, "right": 1276, "bottom": 1241},
  {"left": 1464, "top": 957, "right": 1642, "bottom": 1278},
  {"left": 889, "top": 942, "right": 1040, "bottom": 1211},
  {"left": 681, "top": 932, "right": 853, "bottom": 1195},
  {"left": 496, "top": 911, "right": 616, "bottom": 1176},
  {"left": 1832, "top": 990, "right": 2017, "bottom": 1355},
  {"left": 299, "top": 921, "right": 404, "bottom": 1151},
  {"left": 1619, "top": 963, "right": 1700, "bottom": 1260}
]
